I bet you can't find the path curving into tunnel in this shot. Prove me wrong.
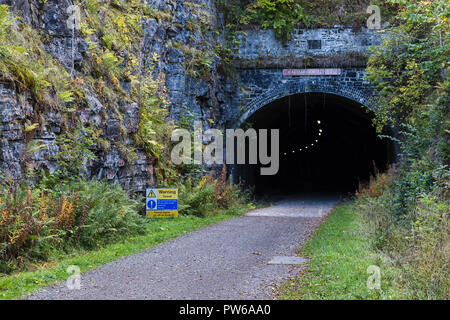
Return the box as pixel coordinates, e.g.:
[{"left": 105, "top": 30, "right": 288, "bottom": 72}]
[{"left": 236, "top": 92, "right": 396, "bottom": 196}]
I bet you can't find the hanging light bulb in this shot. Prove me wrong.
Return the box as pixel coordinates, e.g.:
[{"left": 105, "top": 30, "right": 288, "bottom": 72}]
[
  {"left": 317, "top": 120, "right": 321, "bottom": 124},
  {"left": 315, "top": 139, "right": 318, "bottom": 142}
]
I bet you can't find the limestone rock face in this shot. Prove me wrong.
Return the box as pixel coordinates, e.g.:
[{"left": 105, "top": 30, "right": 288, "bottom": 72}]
[{"left": 0, "top": 0, "right": 235, "bottom": 193}]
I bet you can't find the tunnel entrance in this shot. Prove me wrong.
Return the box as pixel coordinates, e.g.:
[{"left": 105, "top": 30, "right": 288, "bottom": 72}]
[{"left": 236, "top": 92, "right": 396, "bottom": 196}]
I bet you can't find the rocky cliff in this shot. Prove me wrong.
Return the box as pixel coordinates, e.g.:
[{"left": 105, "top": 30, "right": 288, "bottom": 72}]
[{"left": 0, "top": 0, "right": 234, "bottom": 193}]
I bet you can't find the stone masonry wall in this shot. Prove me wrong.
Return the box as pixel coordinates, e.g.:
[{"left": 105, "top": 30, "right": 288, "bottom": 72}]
[
  {"left": 234, "top": 68, "right": 373, "bottom": 126},
  {"left": 236, "top": 28, "right": 382, "bottom": 61},
  {"left": 229, "top": 28, "right": 382, "bottom": 126}
]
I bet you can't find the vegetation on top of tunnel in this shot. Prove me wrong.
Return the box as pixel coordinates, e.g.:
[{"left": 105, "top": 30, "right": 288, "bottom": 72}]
[{"left": 216, "top": 0, "right": 399, "bottom": 42}]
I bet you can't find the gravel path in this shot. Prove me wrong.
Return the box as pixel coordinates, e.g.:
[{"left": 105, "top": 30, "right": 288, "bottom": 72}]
[{"left": 26, "top": 195, "right": 340, "bottom": 300}]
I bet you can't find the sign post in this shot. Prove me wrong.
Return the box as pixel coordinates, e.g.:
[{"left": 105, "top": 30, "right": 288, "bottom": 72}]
[{"left": 146, "top": 188, "right": 178, "bottom": 218}]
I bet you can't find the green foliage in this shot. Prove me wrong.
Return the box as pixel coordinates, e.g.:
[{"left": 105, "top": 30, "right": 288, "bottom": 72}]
[
  {"left": 55, "top": 125, "right": 98, "bottom": 177},
  {"left": 364, "top": 0, "right": 449, "bottom": 217},
  {"left": 0, "top": 2, "right": 174, "bottom": 185},
  {"left": 72, "top": 0, "right": 174, "bottom": 181},
  {"left": 298, "top": 0, "right": 398, "bottom": 29},
  {"left": 132, "top": 57, "right": 176, "bottom": 184},
  {"left": 0, "top": 3, "right": 173, "bottom": 186},
  {"left": 0, "top": 178, "right": 145, "bottom": 274},
  {"left": 173, "top": 42, "right": 214, "bottom": 79},
  {"left": 0, "top": 169, "right": 253, "bottom": 277},
  {"left": 76, "top": 0, "right": 175, "bottom": 180},
  {"left": 217, "top": 0, "right": 308, "bottom": 42},
  {"left": 0, "top": 5, "right": 78, "bottom": 110},
  {"left": 147, "top": 7, "right": 173, "bottom": 24},
  {"left": 366, "top": 0, "right": 449, "bottom": 130},
  {"left": 78, "top": 0, "right": 150, "bottom": 106},
  {"left": 0, "top": 185, "right": 50, "bottom": 274},
  {"left": 0, "top": 213, "right": 238, "bottom": 299},
  {"left": 355, "top": 0, "right": 450, "bottom": 300},
  {"left": 0, "top": 5, "right": 14, "bottom": 39},
  {"left": 244, "top": 0, "right": 309, "bottom": 42},
  {"left": 216, "top": 1, "right": 399, "bottom": 42},
  {"left": 64, "top": 180, "right": 145, "bottom": 249},
  {"left": 179, "top": 167, "right": 252, "bottom": 217},
  {"left": 179, "top": 180, "right": 216, "bottom": 217}
]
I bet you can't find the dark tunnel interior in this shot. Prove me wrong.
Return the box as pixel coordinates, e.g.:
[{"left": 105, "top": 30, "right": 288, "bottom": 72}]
[{"left": 234, "top": 92, "right": 396, "bottom": 196}]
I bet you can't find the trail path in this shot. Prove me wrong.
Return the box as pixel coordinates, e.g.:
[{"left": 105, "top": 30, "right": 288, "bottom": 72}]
[{"left": 27, "top": 196, "right": 340, "bottom": 300}]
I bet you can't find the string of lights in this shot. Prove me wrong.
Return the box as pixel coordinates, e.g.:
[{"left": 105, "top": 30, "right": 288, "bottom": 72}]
[{"left": 282, "top": 120, "right": 323, "bottom": 157}]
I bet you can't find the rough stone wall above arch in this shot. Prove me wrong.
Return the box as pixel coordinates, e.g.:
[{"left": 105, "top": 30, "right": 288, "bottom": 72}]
[{"left": 234, "top": 28, "right": 383, "bottom": 69}]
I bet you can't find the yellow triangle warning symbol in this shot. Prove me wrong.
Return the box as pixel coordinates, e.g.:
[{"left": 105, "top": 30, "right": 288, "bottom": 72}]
[{"left": 147, "top": 190, "right": 156, "bottom": 198}]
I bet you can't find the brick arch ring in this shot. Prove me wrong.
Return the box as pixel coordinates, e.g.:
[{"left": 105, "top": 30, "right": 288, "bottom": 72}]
[{"left": 236, "top": 79, "right": 375, "bottom": 127}]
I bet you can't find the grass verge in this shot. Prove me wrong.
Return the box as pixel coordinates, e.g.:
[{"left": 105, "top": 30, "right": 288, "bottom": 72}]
[
  {"left": 0, "top": 212, "right": 242, "bottom": 300},
  {"left": 278, "top": 202, "right": 407, "bottom": 300}
]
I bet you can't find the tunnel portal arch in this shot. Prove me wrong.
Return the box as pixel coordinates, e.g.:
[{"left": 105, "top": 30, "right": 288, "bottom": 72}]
[
  {"left": 237, "top": 79, "right": 375, "bottom": 127},
  {"left": 231, "top": 82, "right": 395, "bottom": 196}
]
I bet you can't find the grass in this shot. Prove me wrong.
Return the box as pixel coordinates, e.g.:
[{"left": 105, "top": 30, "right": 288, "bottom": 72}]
[
  {"left": 0, "top": 213, "right": 242, "bottom": 300},
  {"left": 278, "top": 202, "right": 407, "bottom": 300}
]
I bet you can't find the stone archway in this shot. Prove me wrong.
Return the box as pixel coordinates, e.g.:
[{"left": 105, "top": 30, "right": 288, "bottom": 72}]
[
  {"left": 237, "top": 78, "right": 374, "bottom": 126},
  {"left": 230, "top": 79, "right": 397, "bottom": 194}
]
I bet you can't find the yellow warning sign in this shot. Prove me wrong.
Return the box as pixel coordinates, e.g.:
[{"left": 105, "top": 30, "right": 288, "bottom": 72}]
[
  {"left": 147, "top": 210, "right": 178, "bottom": 218},
  {"left": 157, "top": 188, "right": 178, "bottom": 199},
  {"left": 147, "top": 190, "right": 156, "bottom": 198}
]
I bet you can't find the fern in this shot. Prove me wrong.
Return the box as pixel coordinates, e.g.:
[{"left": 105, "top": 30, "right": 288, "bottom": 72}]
[{"left": 58, "top": 90, "right": 75, "bottom": 103}]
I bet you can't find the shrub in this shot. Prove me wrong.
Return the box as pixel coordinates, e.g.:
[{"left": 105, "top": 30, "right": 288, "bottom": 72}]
[
  {"left": 66, "top": 180, "right": 146, "bottom": 249},
  {"left": 0, "top": 185, "right": 49, "bottom": 273},
  {"left": 179, "top": 179, "right": 216, "bottom": 217},
  {"left": 356, "top": 168, "right": 449, "bottom": 299},
  {"left": 356, "top": 166, "right": 394, "bottom": 198},
  {"left": 243, "top": 0, "right": 308, "bottom": 42},
  {"left": 405, "top": 195, "right": 449, "bottom": 299},
  {"left": 179, "top": 166, "right": 250, "bottom": 217}
]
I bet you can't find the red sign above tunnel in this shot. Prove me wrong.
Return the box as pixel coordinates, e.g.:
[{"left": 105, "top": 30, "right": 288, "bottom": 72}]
[{"left": 282, "top": 68, "right": 342, "bottom": 76}]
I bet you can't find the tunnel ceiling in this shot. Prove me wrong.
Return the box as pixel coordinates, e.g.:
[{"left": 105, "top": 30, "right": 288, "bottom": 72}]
[{"left": 239, "top": 92, "right": 395, "bottom": 195}]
